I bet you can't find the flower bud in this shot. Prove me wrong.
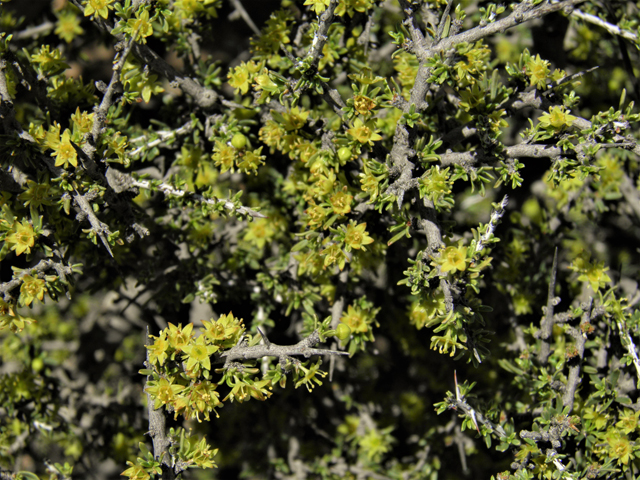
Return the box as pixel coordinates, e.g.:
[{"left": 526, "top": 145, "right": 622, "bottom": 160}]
[
  {"left": 335, "top": 323, "right": 351, "bottom": 341},
  {"left": 231, "top": 133, "right": 247, "bottom": 149}
]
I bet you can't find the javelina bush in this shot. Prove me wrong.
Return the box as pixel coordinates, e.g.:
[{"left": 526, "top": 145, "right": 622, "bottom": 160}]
[{"left": 1, "top": 0, "right": 640, "bottom": 479}]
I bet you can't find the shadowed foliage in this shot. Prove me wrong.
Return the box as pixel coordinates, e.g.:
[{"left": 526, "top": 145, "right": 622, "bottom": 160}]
[{"left": 1, "top": 0, "right": 640, "bottom": 479}]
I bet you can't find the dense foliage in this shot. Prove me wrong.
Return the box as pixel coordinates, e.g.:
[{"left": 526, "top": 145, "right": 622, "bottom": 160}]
[{"left": 2, "top": 0, "right": 640, "bottom": 479}]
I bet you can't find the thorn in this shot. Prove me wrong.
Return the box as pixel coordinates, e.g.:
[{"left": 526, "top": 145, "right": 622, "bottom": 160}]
[
  {"left": 454, "top": 370, "right": 460, "bottom": 401},
  {"left": 257, "top": 327, "right": 271, "bottom": 349},
  {"left": 99, "top": 233, "right": 114, "bottom": 257},
  {"left": 470, "top": 409, "right": 480, "bottom": 433}
]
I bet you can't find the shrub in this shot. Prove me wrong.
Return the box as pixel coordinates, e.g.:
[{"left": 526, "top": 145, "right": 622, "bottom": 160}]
[{"left": 1, "top": 0, "right": 640, "bottom": 479}]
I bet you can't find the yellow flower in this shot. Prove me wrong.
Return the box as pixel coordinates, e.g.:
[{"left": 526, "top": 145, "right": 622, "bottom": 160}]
[
  {"left": 188, "top": 381, "right": 222, "bottom": 421},
  {"left": 294, "top": 360, "right": 328, "bottom": 392},
  {"left": 18, "top": 179, "right": 54, "bottom": 210},
  {"left": 344, "top": 222, "right": 374, "bottom": 251},
  {"left": 51, "top": 129, "right": 78, "bottom": 168},
  {"left": 55, "top": 10, "right": 84, "bottom": 43},
  {"left": 295, "top": 250, "right": 323, "bottom": 277},
  {"left": 321, "top": 243, "right": 348, "bottom": 271},
  {"left": 329, "top": 188, "right": 353, "bottom": 215},
  {"left": 570, "top": 253, "right": 611, "bottom": 293},
  {"left": 228, "top": 61, "right": 260, "bottom": 95},
  {"left": 353, "top": 94, "right": 376, "bottom": 115},
  {"left": 182, "top": 335, "right": 218, "bottom": 374},
  {"left": 605, "top": 428, "right": 634, "bottom": 465},
  {"left": 304, "top": 0, "right": 330, "bottom": 15},
  {"left": 347, "top": 118, "right": 382, "bottom": 145},
  {"left": 311, "top": 170, "right": 337, "bottom": 197},
  {"left": 439, "top": 245, "right": 468, "bottom": 273},
  {"left": 243, "top": 218, "right": 275, "bottom": 249},
  {"left": 409, "top": 292, "right": 447, "bottom": 329},
  {"left": 305, "top": 203, "right": 329, "bottom": 230},
  {"left": 121, "top": 462, "right": 150, "bottom": 480},
  {"left": 165, "top": 323, "right": 194, "bottom": 352},
  {"left": 202, "top": 313, "right": 244, "bottom": 348},
  {"left": 146, "top": 377, "right": 185, "bottom": 410},
  {"left": 538, "top": 106, "right": 577, "bottom": 131},
  {"left": 525, "top": 54, "right": 550, "bottom": 89},
  {"left": 83, "top": 0, "right": 114, "bottom": 19},
  {"left": 254, "top": 72, "right": 278, "bottom": 93},
  {"left": 212, "top": 141, "right": 235, "bottom": 173},
  {"left": 71, "top": 108, "right": 94, "bottom": 137},
  {"left": 146, "top": 332, "right": 170, "bottom": 366},
  {"left": 229, "top": 67, "right": 250, "bottom": 94},
  {"left": 0, "top": 299, "right": 15, "bottom": 318},
  {"left": 340, "top": 305, "right": 370, "bottom": 333},
  {"left": 5, "top": 220, "right": 37, "bottom": 256},
  {"left": 20, "top": 274, "right": 46, "bottom": 307},
  {"left": 127, "top": 9, "right": 154, "bottom": 43}
]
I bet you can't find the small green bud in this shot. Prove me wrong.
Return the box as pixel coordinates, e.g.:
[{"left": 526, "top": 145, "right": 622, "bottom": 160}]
[
  {"left": 337, "top": 147, "right": 352, "bottom": 163},
  {"left": 231, "top": 133, "right": 247, "bottom": 149},
  {"left": 32, "top": 357, "right": 44, "bottom": 372},
  {"left": 335, "top": 323, "right": 351, "bottom": 341}
]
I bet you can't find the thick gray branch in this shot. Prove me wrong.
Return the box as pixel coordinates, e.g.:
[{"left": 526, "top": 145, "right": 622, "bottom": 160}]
[{"left": 217, "top": 330, "right": 348, "bottom": 365}]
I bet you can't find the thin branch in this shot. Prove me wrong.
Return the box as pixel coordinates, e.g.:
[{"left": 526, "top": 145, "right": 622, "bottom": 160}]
[
  {"left": 229, "top": 0, "right": 261, "bottom": 37},
  {"left": 86, "top": 28, "right": 139, "bottom": 155},
  {"left": 562, "top": 299, "right": 592, "bottom": 411},
  {"left": 570, "top": 8, "right": 638, "bottom": 42},
  {"left": 398, "top": 0, "right": 427, "bottom": 50},
  {"left": 417, "top": 197, "right": 444, "bottom": 253},
  {"left": 451, "top": 371, "right": 507, "bottom": 438},
  {"left": 475, "top": 195, "right": 508, "bottom": 253},
  {"left": 11, "top": 20, "right": 55, "bottom": 40},
  {"left": 307, "top": 0, "right": 338, "bottom": 69},
  {"left": 329, "top": 268, "right": 348, "bottom": 381},
  {"left": 0, "top": 258, "right": 77, "bottom": 301},
  {"left": 130, "top": 178, "right": 267, "bottom": 219},
  {"left": 129, "top": 121, "right": 195, "bottom": 158},
  {"left": 0, "top": 59, "right": 29, "bottom": 139},
  {"left": 73, "top": 188, "right": 115, "bottom": 257},
  {"left": 438, "top": 142, "right": 637, "bottom": 167},
  {"left": 538, "top": 248, "right": 559, "bottom": 365},
  {"left": 616, "top": 314, "right": 640, "bottom": 388},
  {"left": 415, "top": 0, "right": 588, "bottom": 61},
  {"left": 144, "top": 327, "right": 174, "bottom": 480}
]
